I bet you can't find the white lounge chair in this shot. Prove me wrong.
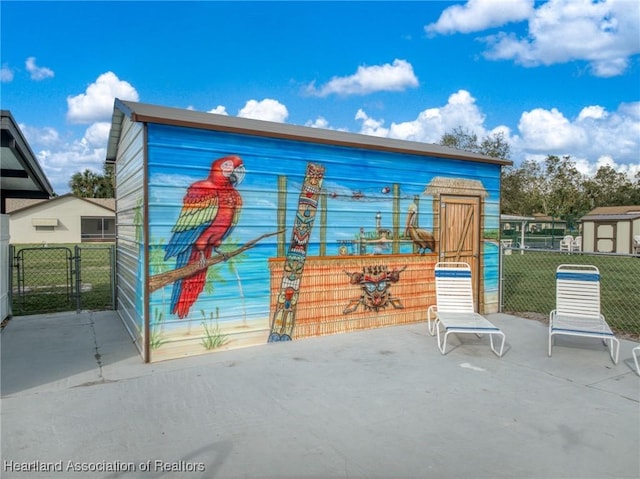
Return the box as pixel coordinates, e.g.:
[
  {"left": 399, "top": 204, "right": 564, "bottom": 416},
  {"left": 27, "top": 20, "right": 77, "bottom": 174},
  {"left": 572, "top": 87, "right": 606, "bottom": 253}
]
[
  {"left": 549, "top": 264, "right": 619, "bottom": 363},
  {"left": 559, "top": 235, "right": 573, "bottom": 253},
  {"left": 427, "top": 262, "right": 506, "bottom": 357},
  {"left": 633, "top": 235, "right": 640, "bottom": 255},
  {"left": 633, "top": 345, "right": 640, "bottom": 376}
]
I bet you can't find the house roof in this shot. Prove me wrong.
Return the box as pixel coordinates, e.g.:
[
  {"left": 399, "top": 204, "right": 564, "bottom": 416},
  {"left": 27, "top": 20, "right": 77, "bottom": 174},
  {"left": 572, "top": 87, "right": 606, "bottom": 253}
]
[
  {"left": 531, "top": 213, "right": 566, "bottom": 223},
  {"left": 1, "top": 110, "right": 54, "bottom": 213},
  {"left": 6, "top": 194, "right": 115, "bottom": 215},
  {"left": 106, "top": 99, "right": 513, "bottom": 167},
  {"left": 501, "top": 214, "right": 535, "bottom": 223}
]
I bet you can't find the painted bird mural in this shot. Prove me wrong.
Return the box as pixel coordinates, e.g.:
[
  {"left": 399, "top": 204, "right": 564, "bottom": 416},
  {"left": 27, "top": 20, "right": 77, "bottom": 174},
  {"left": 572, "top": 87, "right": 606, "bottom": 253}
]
[
  {"left": 164, "top": 155, "right": 245, "bottom": 318},
  {"left": 405, "top": 203, "right": 435, "bottom": 254}
]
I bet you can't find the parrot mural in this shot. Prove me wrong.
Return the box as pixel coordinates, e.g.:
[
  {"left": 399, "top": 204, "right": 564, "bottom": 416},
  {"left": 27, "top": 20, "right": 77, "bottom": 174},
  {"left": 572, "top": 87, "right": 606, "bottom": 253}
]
[{"left": 164, "top": 155, "right": 245, "bottom": 318}]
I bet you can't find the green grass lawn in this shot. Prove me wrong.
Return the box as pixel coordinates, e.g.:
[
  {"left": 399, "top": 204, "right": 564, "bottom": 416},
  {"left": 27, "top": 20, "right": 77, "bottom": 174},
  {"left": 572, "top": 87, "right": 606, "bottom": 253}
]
[{"left": 503, "top": 250, "right": 640, "bottom": 336}]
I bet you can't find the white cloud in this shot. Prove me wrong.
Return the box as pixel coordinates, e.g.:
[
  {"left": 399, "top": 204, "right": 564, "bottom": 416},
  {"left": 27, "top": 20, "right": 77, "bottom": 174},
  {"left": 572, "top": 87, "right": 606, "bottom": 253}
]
[
  {"left": 349, "top": 89, "right": 637, "bottom": 178},
  {"left": 67, "top": 72, "right": 139, "bottom": 124},
  {"left": 510, "top": 101, "right": 639, "bottom": 173},
  {"left": 306, "top": 59, "right": 419, "bottom": 97},
  {"left": 517, "top": 107, "right": 588, "bottom": 151},
  {"left": 82, "top": 122, "right": 111, "bottom": 147},
  {"left": 480, "top": 0, "right": 640, "bottom": 77},
  {"left": 426, "top": 0, "right": 533, "bottom": 35},
  {"left": 1, "top": 64, "right": 14, "bottom": 82},
  {"left": 356, "top": 89, "right": 488, "bottom": 143},
  {"left": 19, "top": 121, "right": 112, "bottom": 194},
  {"left": 208, "top": 105, "right": 228, "bottom": 115},
  {"left": 237, "top": 99, "right": 288, "bottom": 123},
  {"left": 25, "top": 57, "right": 54, "bottom": 81},
  {"left": 354, "top": 109, "right": 390, "bottom": 137},
  {"left": 305, "top": 117, "right": 330, "bottom": 129},
  {"left": 577, "top": 105, "right": 608, "bottom": 121}
]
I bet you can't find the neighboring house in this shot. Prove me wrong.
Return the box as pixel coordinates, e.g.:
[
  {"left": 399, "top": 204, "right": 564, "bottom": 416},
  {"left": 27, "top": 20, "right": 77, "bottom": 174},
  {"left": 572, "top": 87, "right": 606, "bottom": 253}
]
[
  {"left": 527, "top": 213, "right": 567, "bottom": 234},
  {"left": 2, "top": 110, "right": 55, "bottom": 320},
  {"left": 579, "top": 205, "right": 640, "bottom": 254},
  {"left": 7, "top": 194, "right": 115, "bottom": 244}
]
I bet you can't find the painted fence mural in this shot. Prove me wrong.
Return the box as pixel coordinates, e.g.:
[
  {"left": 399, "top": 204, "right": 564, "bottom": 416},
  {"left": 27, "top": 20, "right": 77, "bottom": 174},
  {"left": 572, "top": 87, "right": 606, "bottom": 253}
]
[{"left": 143, "top": 123, "right": 501, "bottom": 361}]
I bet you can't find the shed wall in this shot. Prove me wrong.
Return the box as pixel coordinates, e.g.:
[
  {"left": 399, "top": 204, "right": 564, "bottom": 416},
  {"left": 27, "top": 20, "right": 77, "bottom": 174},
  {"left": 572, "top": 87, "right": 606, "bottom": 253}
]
[
  {"left": 142, "top": 123, "right": 503, "bottom": 361},
  {"left": 114, "top": 116, "right": 146, "bottom": 356}
]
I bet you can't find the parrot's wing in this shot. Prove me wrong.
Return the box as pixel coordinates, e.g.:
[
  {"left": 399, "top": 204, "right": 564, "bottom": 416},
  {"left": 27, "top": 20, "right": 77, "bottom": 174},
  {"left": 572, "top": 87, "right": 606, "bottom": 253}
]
[
  {"left": 164, "top": 185, "right": 219, "bottom": 261},
  {"left": 219, "top": 191, "right": 243, "bottom": 244}
]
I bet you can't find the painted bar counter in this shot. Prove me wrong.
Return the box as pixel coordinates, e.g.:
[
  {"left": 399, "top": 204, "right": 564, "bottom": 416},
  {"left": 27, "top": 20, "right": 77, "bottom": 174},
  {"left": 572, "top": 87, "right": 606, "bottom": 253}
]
[{"left": 106, "top": 100, "right": 510, "bottom": 362}]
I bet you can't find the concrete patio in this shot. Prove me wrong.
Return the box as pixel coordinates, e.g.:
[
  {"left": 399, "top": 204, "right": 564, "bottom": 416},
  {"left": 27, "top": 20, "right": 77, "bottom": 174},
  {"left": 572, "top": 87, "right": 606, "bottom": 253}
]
[{"left": 1, "top": 310, "right": 639, "bottom": 478}]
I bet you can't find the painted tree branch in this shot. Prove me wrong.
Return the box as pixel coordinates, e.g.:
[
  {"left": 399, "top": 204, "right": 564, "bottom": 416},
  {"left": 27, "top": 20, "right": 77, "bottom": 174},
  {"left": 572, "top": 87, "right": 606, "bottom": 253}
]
[{"left": 149, "top": 230, "right": 284, "bottom": 293}]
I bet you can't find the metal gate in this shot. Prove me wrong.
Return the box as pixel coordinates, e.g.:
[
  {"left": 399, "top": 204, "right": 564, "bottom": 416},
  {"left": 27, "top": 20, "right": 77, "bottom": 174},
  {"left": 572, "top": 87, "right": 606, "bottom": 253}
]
[
  {"left": 11, "top": 246, "right": 75, "bottom": 315},
  {"left": 9, "top": 245, "right": 115, "bottom": 316}
]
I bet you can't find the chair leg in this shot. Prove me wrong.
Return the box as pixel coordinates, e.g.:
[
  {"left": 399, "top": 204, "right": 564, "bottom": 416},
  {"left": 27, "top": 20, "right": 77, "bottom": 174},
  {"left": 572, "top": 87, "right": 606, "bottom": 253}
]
[
  {"left": 490, "top": 332, "right": 505, "bottom": 357},
  {"left": 608, "top": 337, "right": 620, "bottom": 364},
  {"left": 435, "top": 323, "right": 448, "bottom": 355},
  {"left": 633, "top": 347, "right": 640, "bottom": 376}
]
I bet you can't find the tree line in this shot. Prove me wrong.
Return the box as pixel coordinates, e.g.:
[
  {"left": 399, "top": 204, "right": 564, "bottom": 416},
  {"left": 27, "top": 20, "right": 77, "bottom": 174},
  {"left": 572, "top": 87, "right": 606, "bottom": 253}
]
[
  {"left": 440, "top": 127, "right": 640, "bottom": 229},
  {"left": 68, "top": 128, "right": 640, "bottom": 230}
]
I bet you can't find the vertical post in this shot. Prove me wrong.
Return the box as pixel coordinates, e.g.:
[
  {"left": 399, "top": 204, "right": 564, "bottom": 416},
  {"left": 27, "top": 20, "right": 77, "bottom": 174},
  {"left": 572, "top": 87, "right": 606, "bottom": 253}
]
[
  {"left": 319, "top": 191, "right": 327, "bottom": 256},
  {"left": 269, "top": 163, "right": 325, "bottom": 342},
  {"left": 110, "top": 244, "right": 117, "bottom": 309},
  {"left": 499, "top": 242, "right": 504, "bottom": 312},
  {"left": 392, "top": 183, "right": 400, "bottom": 254},
  {"left": 277, "top": 175, "right": 287, "bottom": 258},
  {"left": 74, "top": 245, "right": 81, "bottom": 313}
]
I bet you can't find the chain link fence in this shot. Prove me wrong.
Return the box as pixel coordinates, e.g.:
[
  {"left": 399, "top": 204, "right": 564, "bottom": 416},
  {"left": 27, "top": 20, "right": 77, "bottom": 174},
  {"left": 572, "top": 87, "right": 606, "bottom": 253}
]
[
  {"left": 9, "top": 244, "right": 115, "bottom": 316},
  {"left": 500, "top": 246, "right": 640, "bottom": 339}
]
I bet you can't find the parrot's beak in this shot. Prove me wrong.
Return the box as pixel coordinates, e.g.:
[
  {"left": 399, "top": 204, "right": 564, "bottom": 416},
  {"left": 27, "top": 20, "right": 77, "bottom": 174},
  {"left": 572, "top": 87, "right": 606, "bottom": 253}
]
[{"left": 230, "top": 165, "right": 246, "bottom": 185}]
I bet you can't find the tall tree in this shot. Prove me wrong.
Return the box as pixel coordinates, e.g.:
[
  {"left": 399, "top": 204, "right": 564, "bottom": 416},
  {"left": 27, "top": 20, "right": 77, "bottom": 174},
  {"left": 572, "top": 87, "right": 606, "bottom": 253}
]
[
  {"left": 68, "top": 162, "right": 114, "bottom": 198},
  {"left": 69, "top": 169, "right": 101, "bottom": 197},
  {"left": 541, "top": 155, "right": 585, "bottom": 229},
  {"left": 583, "top": 165, "right": 634, "bottom": 208},
  {"left": 440, "top": 127, "right": 510, "bottom": 160},
  {"left": 501, "top": 160, "right": 546, "bottom": 215}
]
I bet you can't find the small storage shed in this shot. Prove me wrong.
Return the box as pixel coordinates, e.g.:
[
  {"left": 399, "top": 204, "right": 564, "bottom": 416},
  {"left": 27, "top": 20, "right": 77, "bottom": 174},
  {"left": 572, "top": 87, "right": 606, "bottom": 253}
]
[
  {"left": 580, "top": 205, "right": 640, "bottom": 254},
  {"left": 106, "top": 99, "right": 511, "bottom": 362}
]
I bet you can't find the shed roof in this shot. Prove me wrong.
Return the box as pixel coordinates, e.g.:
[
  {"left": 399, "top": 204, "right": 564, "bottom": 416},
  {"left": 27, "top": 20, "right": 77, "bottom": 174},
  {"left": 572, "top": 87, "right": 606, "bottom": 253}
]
[
  {"left": 580, "top": 205, "right": 640, "bottom": 222},
  {"left": 583, "top": 205, "right": 640, "bottom": 216},
  {"left": 106, "top": 99, "right": 512, "bottom": 167}
]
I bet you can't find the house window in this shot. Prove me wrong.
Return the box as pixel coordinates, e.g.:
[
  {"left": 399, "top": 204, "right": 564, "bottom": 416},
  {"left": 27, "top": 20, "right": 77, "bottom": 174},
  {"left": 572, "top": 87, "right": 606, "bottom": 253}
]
[
  {"left": 81, "top": 217, "right": 115, "bottom": 242},
  {"left": 35, "top": 225, "right": 55, "bottom": 231}
]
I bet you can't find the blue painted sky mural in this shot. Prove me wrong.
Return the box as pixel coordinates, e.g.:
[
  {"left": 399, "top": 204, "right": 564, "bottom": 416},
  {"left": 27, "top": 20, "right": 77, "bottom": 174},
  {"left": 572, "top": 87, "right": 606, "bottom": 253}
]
[{"left": 145, "top": 123, "right": 501, "bottom": 333}]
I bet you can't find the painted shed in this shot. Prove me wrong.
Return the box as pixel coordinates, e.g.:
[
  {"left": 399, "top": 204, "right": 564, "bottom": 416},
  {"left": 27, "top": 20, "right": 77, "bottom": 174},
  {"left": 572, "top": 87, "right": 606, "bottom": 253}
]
[
  {"left": 106, "top": 99, "right": 511, "bottom": 362},
  {"left": 579, "top": 205, "right": 640, "bottom": 254}
]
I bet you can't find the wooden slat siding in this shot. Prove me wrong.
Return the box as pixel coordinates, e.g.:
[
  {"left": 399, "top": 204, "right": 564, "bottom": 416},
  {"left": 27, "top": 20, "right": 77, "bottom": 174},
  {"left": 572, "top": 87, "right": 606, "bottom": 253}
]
[{"left": 269, "top": 254, "right": 436, "bottom": 339}]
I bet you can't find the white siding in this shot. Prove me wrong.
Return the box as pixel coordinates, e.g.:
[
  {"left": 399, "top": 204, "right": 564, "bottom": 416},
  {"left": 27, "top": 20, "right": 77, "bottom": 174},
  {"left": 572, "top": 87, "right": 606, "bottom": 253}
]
[
  {"left": 114, "top": 116, "right": 146, "bottom": 358},
  {"left": 8, "top": 197, "right": 114, "bottom": 244}
]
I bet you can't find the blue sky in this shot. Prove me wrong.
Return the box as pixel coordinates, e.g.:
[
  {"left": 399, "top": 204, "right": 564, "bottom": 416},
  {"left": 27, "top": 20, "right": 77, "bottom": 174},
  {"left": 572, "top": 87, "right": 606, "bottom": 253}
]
[{"left": 1, "top": 0, "right": 639, "bottom": 195}]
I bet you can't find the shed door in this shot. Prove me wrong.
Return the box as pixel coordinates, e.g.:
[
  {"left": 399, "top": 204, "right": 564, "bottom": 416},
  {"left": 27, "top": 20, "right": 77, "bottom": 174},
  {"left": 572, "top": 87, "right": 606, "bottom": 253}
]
[{"left": 439, "top": 195, "right": 480, "bottom": 307}]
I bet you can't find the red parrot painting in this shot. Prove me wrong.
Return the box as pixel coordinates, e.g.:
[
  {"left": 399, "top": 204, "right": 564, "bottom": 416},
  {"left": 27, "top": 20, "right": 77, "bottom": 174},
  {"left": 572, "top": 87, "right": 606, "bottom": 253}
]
[{"left": 164, "top": 155, "right": 245, "bottom": 318}]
